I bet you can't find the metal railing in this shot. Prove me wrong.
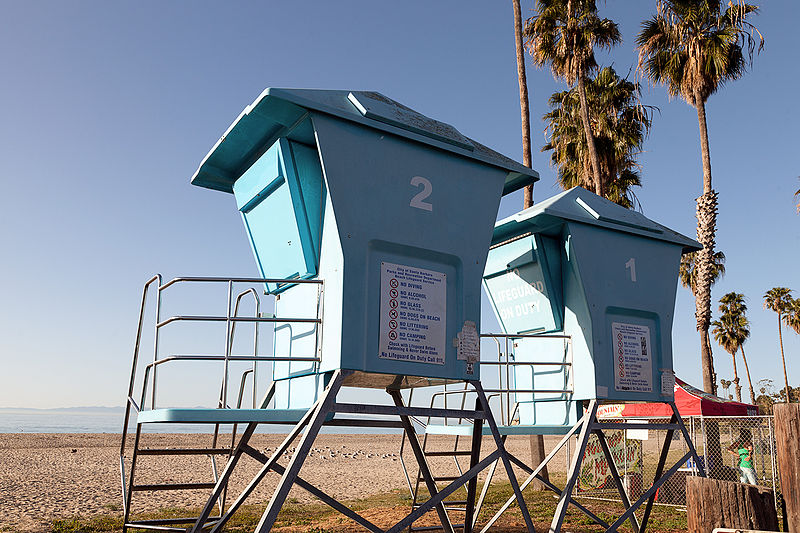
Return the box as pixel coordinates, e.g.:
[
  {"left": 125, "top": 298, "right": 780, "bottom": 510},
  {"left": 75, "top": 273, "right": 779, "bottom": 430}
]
[
  {"left": 121, "top": 275, "right": 324, "bottom": 439},
  {"left": 398, "top": 332, "right": 574, "bottom": 432},
  {"left": 119, "top": 275, "right": 325, "bottom": 514},
  {"left": 479, "top": 332, "right": 573, "bottom": 426}
]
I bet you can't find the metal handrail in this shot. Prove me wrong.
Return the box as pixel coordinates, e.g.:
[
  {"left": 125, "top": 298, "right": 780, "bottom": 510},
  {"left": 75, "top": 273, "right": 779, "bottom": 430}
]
[
  {"left": 483, "top": 388, "right": 572, "bottom": 394},
  {"left": 150, "top": 355, "right": 321, "bottom": 366},
  {"left": 480, "top": 332, "right": 571, "bottom": 340},
  {"left": 481, "top": 361, "right": 571, "bottom": 366},
  {"left": 121, "top": 274, "right": 161, "bottom": 456},
  {"left": 158, "top": 276, "right": 322, "bottom": 291},
  {"left": 227, "top": 289, "right": 260, "bottom": 408},
  {"left": 139, "top": 355, "right": 323, "bottom": 396},
  {"left": 156, "top": 315, "right": 321, "bottom": 328}
]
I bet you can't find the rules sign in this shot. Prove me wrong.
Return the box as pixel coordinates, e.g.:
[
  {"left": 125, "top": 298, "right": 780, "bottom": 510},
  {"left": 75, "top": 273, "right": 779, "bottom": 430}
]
[
  {"left": 379, "top": 262, "right": 446, "bottom": 365},
  {"left": 612, "top": 322, "right": 653, "bottom": 393}
]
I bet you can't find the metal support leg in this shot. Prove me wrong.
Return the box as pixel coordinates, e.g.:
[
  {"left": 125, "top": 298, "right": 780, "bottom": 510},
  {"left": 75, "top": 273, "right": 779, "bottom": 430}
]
[
  {"left": 594, "top": 429, "right": 640, "bottom": 533},
  {"left": 190, "top": 421, "right": 259, "bottom": 533},
  {"left": 638, "top": 412, "right": 675, "bottom": 533},
  {"left": 254, "top": 370, "right": 346, "bottom": 533},
  {"left": 389, "top": 389, "right": 455, "bottom": 533},
  {"left": 670, "top": 403, "right": 705, "bottom": 477},
  {"left": 471, "top": 380, "right": 536, "bottom": 533},
  {"left": 122, "top": 424, "right": 144, "bottom": 533},
  {"left": 640, "top": 403, "right": 704, "bottom": 532},
  {"left": 474, "top": 449, "right": 499, "bottom": 529},
  {"left": 203, "top": 399, "right": 322, "bottom": 533},
  {"left": 479, "top": 417, "right": 586, "bottom": 533},
  {"left": 549, "top": 400, "right": 598, "bottom": 533},
  {"left": 463, "top": 398, "right": 483, "bottom": 533}
]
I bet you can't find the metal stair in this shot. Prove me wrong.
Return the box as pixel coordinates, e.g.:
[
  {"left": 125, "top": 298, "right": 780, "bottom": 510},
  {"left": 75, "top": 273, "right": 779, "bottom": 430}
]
[
  {"left": 400, "top": 383, "right": 481, "bottom": 532},
  {"left": 119, "top": 275, "right": 323, "bottom": 532}
]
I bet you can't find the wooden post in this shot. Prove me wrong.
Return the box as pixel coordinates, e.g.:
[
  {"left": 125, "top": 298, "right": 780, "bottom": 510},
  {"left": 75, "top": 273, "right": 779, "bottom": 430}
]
[
  {"left": 775, "top": 403, "right": 800, "bottom": 532},
  {"left": 686, "top": 477, "right": 778, "bottom": 533}
]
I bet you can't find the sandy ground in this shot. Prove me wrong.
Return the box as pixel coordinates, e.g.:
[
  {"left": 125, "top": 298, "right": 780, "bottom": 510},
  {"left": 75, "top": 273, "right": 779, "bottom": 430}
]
[{"left": 0, "top": 433, "right": 569, "bottom": 532}]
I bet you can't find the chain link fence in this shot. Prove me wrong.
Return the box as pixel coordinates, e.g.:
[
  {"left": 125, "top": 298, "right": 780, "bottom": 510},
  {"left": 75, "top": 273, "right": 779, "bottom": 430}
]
[{"left": 573, "top": 415, "right": 780, "bottom": 513}]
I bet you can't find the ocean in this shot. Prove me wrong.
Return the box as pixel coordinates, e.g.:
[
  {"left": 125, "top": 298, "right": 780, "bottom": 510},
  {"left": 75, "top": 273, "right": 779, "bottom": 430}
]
[
  {"left": 0, "top": 408, "right": 127, "bottom": 433},
  {"left": 0, "top": 408, "right": 396, "bottom": 434},
  {"left": 0, "top": 408, "right": 244, "bottom": 433}
]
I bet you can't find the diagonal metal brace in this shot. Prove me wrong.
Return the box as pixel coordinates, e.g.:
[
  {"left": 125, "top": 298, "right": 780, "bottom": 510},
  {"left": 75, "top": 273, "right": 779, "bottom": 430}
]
[
  {"left": 241, "top": 444, "right": 383, "bottom": 533},
  {"left": 385, "top": 451, "right": 502, "bottom": 533}
]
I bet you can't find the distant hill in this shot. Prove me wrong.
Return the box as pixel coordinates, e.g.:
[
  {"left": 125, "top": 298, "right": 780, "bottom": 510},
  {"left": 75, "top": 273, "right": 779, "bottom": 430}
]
[{"left": 0, "top": 406, "right": 124, "bottom": 414}]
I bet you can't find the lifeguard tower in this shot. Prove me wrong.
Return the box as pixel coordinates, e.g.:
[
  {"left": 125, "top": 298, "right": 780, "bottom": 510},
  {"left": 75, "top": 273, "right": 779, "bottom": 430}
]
[
  {"left": 473, "top": 188, "right": 708, "bottom": 532},
  {"left": 119, "top": 88, "right": 540, "bottom": 533}
]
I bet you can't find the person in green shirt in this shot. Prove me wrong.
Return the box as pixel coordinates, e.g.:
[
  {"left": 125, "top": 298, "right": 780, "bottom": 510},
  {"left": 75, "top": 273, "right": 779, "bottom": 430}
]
[{"left": 728, "top": 429, "right": 756, "bottom": 484}]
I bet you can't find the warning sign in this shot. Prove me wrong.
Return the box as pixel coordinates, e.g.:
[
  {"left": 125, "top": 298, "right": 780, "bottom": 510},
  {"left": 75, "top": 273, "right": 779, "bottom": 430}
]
[
  {"left": 379, "top": 262, "right": 446, "bottom": 365},
  {"left": 612, "top": 322, "right": 653, "bottom": 393},
  {"left": 456, "top": 321, "right": 480, "bottom": 363}
]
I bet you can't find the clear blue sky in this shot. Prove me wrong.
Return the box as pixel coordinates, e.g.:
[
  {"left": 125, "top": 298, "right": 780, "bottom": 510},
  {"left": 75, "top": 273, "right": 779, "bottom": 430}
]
[{"left": 0, "top": 1, "right": 797, "bottom": 408}]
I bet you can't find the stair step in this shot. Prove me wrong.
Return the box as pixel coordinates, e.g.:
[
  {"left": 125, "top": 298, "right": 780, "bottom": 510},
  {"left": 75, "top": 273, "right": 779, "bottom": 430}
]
[
  {"left": 410, "top": 524, "right": 466, "bottom": 532},
  {"left": 125, "top": 516, "right": 221, "bottom": 526},
  {"left": 413, "top": 499, "right": 468, "bottom": 506},
  {"left": 132, "top": 482, "right": 217, "bottom": 491},
  {"left": 137, "top": 448, "right": 231, "bottom": 456},
  {"left": 424, "top": 450, "right": 472, "bottom": 457},
  {"left": 412, "top": 502, "right": 467, "bottom": 513},
  {"left": 418, "top": 475, "right": 462, "bottom": 482},
  {"left": 123, "top": 524, "right": 186, "bottom": 532}
]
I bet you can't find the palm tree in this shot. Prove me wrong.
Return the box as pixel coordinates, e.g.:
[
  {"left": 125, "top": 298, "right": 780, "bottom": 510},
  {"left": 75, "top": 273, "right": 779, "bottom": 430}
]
[
  {"left": 513, "top": 0, "right": 550, "bottom": 490},
  {"left": 513, "top": 0, "right": 534, "bottom": 209},
  {"left": 719, "top": 378, "right": 732, "bottom": 399},
  {"left": 711, "top": 317, "right": 741, "bottom": 401},
  {"left": 542, "top": 66, "right": 653, "bottom": 208},
  {"left": 636, "top": 0, "right": 763, "bottom": 396},
  {"left": 524, "top": 0, "right": 621, "bottom": 196},
  {"left": 678, "top": 249, "right": 726, "bottom": 393},
  {"left": 784, "top": 297, "right": 800, "bottom": 343},
  {"left": 720, "top": 292, "right": 755, "bottom": 404},
  {"left": 711, "top": 293, "right": 751, "bottom": 403},
  {"left": 763, "top": 288, "right": 794, "bottom": 403}
]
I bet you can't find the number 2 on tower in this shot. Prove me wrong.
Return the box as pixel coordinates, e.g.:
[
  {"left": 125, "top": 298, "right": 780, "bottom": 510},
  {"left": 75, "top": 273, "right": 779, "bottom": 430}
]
[{"left": 409, "top": 176, "right": 433, "bottom": 212}]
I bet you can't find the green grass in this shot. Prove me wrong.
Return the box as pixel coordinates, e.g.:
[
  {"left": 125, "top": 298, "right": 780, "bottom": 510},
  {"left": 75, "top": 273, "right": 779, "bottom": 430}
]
[{"left": 51, "top": 484, "right": 687, "bottom": 532}]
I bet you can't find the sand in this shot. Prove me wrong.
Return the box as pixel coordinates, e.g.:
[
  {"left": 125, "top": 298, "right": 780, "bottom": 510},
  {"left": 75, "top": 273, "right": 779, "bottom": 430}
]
[{"left": 0, "top": 432, "right": 567, "bottom": 532}]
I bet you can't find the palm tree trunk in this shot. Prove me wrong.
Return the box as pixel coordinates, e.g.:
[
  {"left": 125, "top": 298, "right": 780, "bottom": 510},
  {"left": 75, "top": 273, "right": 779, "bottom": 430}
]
[
  {"left": 513, "top": 0, "right": 534, "bottom": 209},
  {"left": 740, "top": 346, "right": 756, "bottom": 405},
  {"left": 699, "top": 329, "right": 716, "bottom": 395},
  {"left": 512, "top": 0, "right": 549, "bottom": 490},
  {"left": 576, "top": 73, "right": 603, "bottom": 197},
  {"left": 778, "top": 313, "right": 791, "bottom": 402},
  {"left": 730, "top": 351, "right": 742, "bottom": 402},
  {"left": 694, "top": 95, "right": 718, "bottom": 395}
]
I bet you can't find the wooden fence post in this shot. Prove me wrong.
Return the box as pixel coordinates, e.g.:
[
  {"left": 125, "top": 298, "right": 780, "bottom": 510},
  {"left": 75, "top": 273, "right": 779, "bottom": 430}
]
[
  {"left": 774, "top": 403, "right": 800, "bottom": 532},
  {"left": 686, "top": 477, "right": 778, "bottom": 533}
]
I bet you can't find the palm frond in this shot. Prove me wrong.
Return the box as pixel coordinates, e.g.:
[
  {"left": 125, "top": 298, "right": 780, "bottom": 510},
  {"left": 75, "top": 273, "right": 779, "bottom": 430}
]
[
  {"left": 763, "top": 287, "right": 793, "bottom": 314},
  {"left": 679, "top": 249, "right": 726, "bottom": 293},
  {"left": 636, "top": 0, "right": 763, "bottom": 106},
  {"left": 542, "top": 66, "right": 652, "bottom": 208}
]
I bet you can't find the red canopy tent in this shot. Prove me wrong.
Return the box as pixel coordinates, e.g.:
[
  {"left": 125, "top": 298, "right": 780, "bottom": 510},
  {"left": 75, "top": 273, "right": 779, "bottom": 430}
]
[{"left": 597, "top": 377, "right": 759, "bottom": 418}]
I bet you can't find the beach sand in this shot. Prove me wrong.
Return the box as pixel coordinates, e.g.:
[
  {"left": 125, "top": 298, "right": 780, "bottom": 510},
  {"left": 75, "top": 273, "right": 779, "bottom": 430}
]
[{"left": 0, "top": 432, "right": 568, "bottom": 532}]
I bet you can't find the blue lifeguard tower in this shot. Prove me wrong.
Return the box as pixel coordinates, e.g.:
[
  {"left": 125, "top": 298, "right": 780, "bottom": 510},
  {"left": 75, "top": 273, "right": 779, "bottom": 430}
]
[
  {"left": 119, "top": 89, "right": 541, "bottom": 533},
  {"left": 474, "top": 188, "right": 707, "bottom": 532}
]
